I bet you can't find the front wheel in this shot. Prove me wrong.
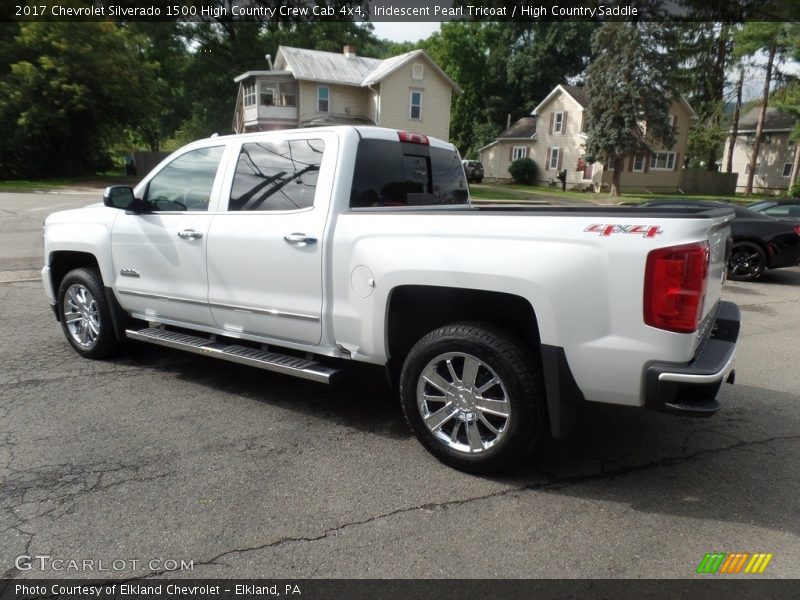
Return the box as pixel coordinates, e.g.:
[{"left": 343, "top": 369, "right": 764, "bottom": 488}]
[
  {"left": 57, "top": 268, "right": 122, "bottom": 359},
  {"left": 728, "top": 241, "right": 766, "bottom": 281},
  {"left": 399, "top": 322, "right": 546, "bottom": 473}
]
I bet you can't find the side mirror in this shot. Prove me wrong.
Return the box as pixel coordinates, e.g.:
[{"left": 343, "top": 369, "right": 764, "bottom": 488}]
[{"left": 103, "top": 186, "right": 137, "bottom": 210}]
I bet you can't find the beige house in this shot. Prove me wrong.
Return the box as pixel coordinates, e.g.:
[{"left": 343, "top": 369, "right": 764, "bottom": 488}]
[
  {"left": 721, "top": 106, "right": 798, "bottom": 194},
  {"left": 233, "top": 45, "right": 460, "bottom": 141},
  {"left": 479, "top": 84, "right": 696, "bottom": 193}
]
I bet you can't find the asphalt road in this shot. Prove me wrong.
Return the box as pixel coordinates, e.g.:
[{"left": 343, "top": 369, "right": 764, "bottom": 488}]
[{"left": 1, "top": 192, "right": 799, "bottom": 580}]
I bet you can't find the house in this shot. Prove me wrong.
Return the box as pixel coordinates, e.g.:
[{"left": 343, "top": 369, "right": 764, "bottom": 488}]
[
  {"left": 720, "top": 106, "right": 798, "bottom": 194},
  {"left": 232, "top": 45, "right": 460, "bottom": 141},
  {"left": 479, "top": 84, "right": 696, "bottom": 193}
]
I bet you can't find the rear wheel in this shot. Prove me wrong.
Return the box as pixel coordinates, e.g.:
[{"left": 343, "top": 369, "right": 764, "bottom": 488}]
[
  {"left": 399, "top": 322, "right": 545, "bottom": 473},
  {"left": 728, "top": 241, "right": 766, "bottom": 281},
  {"left": 57, "top": 268, "right": 122, "bottom": 359}
]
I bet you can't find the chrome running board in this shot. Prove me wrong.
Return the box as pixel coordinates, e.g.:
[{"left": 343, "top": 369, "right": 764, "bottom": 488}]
[{"left": 125, "top": 328, "right": 343, "bottom": 384}]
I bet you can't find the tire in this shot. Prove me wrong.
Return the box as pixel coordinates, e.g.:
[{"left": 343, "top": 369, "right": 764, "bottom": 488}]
[
  {"left": 728, "top": 241, "right": 767, "bottom": 281},
  {"left": 57, "top": 267, "right": 122, "bottom": 359},
  {"left": 474, "top": 177, "right": 483, "bottom": 184},
  {"left": 399, "top": 322, "right": 546, "bottom": 473}
]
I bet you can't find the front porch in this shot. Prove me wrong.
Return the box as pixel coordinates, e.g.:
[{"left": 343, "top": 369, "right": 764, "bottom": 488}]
[{"left": 233, "top": 71, "right": 298, "bottom": 133}]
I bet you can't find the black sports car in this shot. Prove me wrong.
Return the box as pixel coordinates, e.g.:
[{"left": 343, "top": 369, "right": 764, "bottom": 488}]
[
  {"left": 746, "top": 199, "right": 800, "bottom": 225},
  {"left": 638, "top": 200, "right": 800, "bottom": 281}
]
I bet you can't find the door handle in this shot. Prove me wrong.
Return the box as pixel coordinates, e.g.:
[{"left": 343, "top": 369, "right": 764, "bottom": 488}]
[
  {"left": 283, "top": 233, "right": 317, "bottom": 246},
  {"left": 178, "top": 229, "right": 203, "bottom": 240}
]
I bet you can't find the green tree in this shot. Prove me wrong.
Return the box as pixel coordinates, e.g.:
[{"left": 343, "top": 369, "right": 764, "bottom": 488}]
[
  {"left": 423, "top": 22, "right": 595, "bottom": 158},
  {"left": 0, "top": 17, "right": 164, "bottom": 177},
  {"left": 584, "top": 23, "right": 678, "bottom": 196},
  {"left": 734, "top": 22, "right": 800, "bottom": 194}
]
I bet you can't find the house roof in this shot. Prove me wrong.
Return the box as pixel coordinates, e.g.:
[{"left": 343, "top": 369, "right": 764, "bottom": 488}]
[
  {"left": 531, "top": 84, "right": 587, "bottom": 115},
  {"left": 531, "top": 84, "right": 697, "bottom": 119},
  {"left": 498, "top": 116, "right": 537, "bottom": 139},
  {"left": 735, "top": 106, "right": 797, "bottom": 132},
  {"left": 275, "top": 46, "right": 382, "bottom": 85},
  {"left": 271, "top": 46, "right": 461, "bottom": 92}
]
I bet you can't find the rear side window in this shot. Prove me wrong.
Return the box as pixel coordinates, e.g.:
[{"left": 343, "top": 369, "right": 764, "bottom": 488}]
[
  {"left": 228, "top": 138, "right": 325, "bottom": 211},
  {"left": 350, "top": 139, "right": 468, "bottom": 208}
]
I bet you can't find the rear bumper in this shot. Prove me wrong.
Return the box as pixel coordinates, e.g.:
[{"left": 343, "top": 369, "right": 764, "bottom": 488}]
[{"left": 644, "top": 301, "right": 740, "bottom": 417}]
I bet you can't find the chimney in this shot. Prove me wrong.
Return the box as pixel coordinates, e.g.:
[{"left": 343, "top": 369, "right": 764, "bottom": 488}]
[{"left": 343, "top": 44, "right": 357, "bottom": 58}]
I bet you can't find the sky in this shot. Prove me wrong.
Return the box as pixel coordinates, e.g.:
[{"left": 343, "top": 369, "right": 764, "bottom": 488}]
[{"left": 367, "top": 21, "right": 442, "bottom": 43}]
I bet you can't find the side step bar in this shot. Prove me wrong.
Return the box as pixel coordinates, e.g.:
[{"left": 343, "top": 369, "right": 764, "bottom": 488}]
[{"left": 125, "top": 328, "right": 344, "bottom": 384}]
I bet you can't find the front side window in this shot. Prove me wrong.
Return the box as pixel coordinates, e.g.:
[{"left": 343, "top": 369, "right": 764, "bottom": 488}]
[
  {"left": 317, "top": 86, "right": 329, "bottom": 113},
  {"left": 650, "top": 151, "right": 676, "bottom": 170},
  {"left": 144, "top": 146, "right": 224, "bottom": 211},
  {"left": 410, "top": 90, "right": 423, "bottom": 120},
  {"left": 228, "top": 139, "right": 325, "bottom": 211}
]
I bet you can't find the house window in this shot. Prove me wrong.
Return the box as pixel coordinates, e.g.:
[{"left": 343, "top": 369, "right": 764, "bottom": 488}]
[
  {"left": 243, "top": 84, "right": 256, "bottom": 107},
  {"left": 649, "top": 151, "right": 676, "bottom": 170},
  {"left": 317, "top": 86, "right": 329, "bottom": 113},
  {"left": 580, "top": 113, "right": 588, "bottom": 134},
  {"left": 783, "top": 162, "right": 793, "bottom": 177},
  {"left": 668, "top": 114, "right": 676, "bottom": 129},
  {"left": 512, "top": 146, "right": 527, "bottom": 160},
  {"left": 632, "top": 154, "right": 645, "bottom": 172},
  {"left": 412, "top": 63, "right": 424, "bottom": 80},
  {"left": 410, "top": 90, "right": 423, "bottom": 120},
  {"left": 281, "top": 83, "right": 297, "bottom": 107},
  {"left": 553, "top": 112, "right": 564, "bottom": 134},
  {"left": 260, "top": 88, "right": 275, "bottom": 106},
  {"left": 745, "top": 163, "right": 761, "bottom": 175},
  {"left": 548, "top": 147, "right": 561, "bottom": 170}
]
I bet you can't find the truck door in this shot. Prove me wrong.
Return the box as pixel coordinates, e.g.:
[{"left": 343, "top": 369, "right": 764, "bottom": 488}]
[
  {"left": 206, "top": 133, "right": 335, "bottom": 345},
  {"left": 110, "top": 144, "right": 227, "bottom": 326}
]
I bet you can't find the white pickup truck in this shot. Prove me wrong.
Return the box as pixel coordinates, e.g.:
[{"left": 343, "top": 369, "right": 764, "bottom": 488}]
[{"left": 41, "top": 126, "right": 740, "bottom": 472}]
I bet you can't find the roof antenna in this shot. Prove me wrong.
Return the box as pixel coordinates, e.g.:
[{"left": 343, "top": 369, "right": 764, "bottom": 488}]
[{"left": 265, "top": 54, "right": 273, "bottom": 70}]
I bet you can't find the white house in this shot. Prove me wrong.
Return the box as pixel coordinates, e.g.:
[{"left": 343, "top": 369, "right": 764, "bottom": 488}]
[
  {"left": 233, "top": 45, "right": 461, "bottom": 142},
  {"left": 721, "top": 106, "right": 798, "bottom": 194},
  {"left": 479, "top": 84, "right": 696, "bottom": 193}
]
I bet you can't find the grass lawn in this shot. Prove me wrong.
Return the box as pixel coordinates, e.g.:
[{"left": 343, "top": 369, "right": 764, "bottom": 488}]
[
  {"left": 0, "top": 174, "right": 138, "bottom": 193},
  {"left": 469, "top": 181, "right": 776, "bottom": 205}
]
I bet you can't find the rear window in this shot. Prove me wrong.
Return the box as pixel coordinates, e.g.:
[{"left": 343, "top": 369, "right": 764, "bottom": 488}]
[{"left": 350, "top": 139, "right": 468, "bottom": 208}]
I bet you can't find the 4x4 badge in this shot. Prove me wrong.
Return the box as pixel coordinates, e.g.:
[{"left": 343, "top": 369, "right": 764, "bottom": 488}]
[{"left": 584, "top": 224, "right": 663, "bottom": 238}]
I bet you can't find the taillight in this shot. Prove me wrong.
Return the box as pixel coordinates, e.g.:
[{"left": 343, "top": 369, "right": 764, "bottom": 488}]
[
  {"left": 644, "top": 242, "right": 710, "bottom": 334},
  {"left": 793, "top": 225, "right": 800, "bottom": 236},
  {"left": 398, "top": 131, "right": 429, "bottom": 145}
]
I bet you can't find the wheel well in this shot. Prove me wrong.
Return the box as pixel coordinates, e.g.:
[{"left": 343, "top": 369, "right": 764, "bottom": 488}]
[
  {"left": 49, "top": 251, "right": 101, "bottom": 292},
  {"left": 386, "top": 285, "right": 540, "bottom": 363}
]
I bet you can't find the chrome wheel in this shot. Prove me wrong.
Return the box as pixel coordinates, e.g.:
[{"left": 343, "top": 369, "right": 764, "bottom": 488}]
[
  {"left": 63, "top": 284, "right": 101, "bottom": 348},
  {"left": 416, "top": 352, "right": 511, "bottom": 455}
]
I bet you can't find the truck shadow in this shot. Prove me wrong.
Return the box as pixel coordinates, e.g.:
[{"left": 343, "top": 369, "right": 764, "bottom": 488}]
[{"left": 118, "top": 345, "right": 799, "bottom": 534}]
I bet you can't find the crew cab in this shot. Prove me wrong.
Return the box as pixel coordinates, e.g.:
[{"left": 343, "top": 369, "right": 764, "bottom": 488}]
[{"left": 41, "top": 127, "right": 740, "bottom": 472}]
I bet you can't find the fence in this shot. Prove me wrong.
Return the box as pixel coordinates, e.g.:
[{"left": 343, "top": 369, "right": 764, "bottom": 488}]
[{"left": 679, "top": 169, "right": 738, "bottom": 196}]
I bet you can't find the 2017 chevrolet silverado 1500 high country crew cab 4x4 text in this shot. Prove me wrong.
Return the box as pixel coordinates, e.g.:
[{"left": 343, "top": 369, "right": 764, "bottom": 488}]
[{"left": 41, "top": 126, "right": 740, "bottom": 473}]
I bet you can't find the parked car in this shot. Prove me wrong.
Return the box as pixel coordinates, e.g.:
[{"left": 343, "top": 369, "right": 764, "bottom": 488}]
[
  {"left": 638, "top": 200, "right": 800, "bottom": 281},
  {"left": 746, "top": 199, "right": 800, "bottom": 224},
  {"left": 462, "top": 160, "right": 484, "bottom": 183}
]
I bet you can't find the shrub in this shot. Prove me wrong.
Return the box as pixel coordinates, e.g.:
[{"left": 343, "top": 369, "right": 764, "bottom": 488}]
[
  {"left": 508, "top": 157, "right": 538, "bottom": 185},
  {"left": 788, "top": 178, "right": 800, "bottom": 199}
]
